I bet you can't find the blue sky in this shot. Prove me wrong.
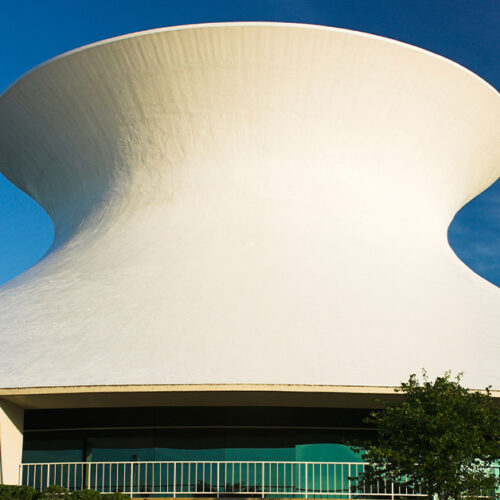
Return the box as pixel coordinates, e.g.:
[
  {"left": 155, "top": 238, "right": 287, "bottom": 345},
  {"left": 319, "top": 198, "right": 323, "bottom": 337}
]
[{"left": 0, "top": 0, "right": 499, "bottom": 286}]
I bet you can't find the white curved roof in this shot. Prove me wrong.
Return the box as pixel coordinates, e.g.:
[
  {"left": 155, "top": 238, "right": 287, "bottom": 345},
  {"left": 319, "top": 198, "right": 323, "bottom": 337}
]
[{"left": 0, "top": 23, "right": 499, "bottom": 390}]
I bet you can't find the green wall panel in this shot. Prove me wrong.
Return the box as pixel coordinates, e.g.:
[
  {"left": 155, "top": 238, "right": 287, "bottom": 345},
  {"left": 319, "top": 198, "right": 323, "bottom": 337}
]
[{"left": 295, "top": 443, "right": 363, "bottom": 462}]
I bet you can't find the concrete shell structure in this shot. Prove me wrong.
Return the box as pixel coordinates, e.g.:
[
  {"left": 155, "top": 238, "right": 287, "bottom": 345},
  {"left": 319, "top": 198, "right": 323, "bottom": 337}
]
[{"left": 0, "top": 23, "right": 499, "bottom": 486}]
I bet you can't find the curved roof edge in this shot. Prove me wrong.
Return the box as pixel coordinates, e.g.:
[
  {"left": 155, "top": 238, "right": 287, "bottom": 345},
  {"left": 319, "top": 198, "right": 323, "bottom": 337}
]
[
  {"left": 2, "top": 383, "right": 497, "bottom": 396},
  {"left": 0, "top": 384, "right": 498, "bottom": 411},
  {"left": 1, "top": 22, "right": 499, "bottom": 102},
  {"left": 0, "top": 383, "right": 401, "bottom": 396}
]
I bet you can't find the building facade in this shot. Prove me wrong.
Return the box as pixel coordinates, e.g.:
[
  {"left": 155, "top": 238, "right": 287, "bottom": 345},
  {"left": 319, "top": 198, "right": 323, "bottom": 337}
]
[{"left": 0, "top": 23, "right": 499, "bottom": 492}]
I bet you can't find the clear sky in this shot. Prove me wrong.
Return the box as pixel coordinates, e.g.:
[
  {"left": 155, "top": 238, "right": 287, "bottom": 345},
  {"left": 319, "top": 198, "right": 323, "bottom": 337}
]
[{"left": 0, "top": 0, "right": 499, "bottom": 286}]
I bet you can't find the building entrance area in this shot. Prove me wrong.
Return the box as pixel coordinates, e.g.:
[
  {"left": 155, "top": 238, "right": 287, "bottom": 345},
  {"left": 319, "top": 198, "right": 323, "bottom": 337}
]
[
  {"left": 20, "top": 406, "right": 390, "bottom": 496},
  {"left": 22, "top": 406, "right": 372, "bottom": 464},
  {"left": 18, "top": 404, "right": 497, "bottom": 497}
]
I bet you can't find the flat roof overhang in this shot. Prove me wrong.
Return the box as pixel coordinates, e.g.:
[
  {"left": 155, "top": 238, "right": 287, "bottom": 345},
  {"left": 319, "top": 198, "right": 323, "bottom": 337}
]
[{"left": 1, "top": 384, "right": 499, "bottom": 410}]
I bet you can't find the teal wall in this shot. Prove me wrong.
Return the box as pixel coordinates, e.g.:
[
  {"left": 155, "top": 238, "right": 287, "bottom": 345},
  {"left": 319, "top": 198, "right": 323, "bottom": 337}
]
[
  {"left": 91, "top": 446, "right": 298, "bottom": 462},
  {"left": 24, "top": 441, "right": 361, "bottom": 463},
  {"left": 23, "top": 437, "right": 84, "bottom": 463},
  {"left": 296, "top": 443, "right": 361, "bottom": 462}
]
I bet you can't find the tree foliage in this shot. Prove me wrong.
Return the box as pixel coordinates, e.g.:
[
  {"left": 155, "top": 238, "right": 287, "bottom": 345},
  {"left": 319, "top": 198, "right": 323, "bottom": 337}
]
[{"left": 356, "top": 371, "right": 500, "bottom": 500}]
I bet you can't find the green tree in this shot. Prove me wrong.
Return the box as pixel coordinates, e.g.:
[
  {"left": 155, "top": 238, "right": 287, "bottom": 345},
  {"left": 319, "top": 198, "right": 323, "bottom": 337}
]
[{"left": 355, "top": 371, "right": 500, "bottom": 500}]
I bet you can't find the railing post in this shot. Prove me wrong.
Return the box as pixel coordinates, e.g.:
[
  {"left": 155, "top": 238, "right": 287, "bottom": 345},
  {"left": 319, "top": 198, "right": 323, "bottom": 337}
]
[
  {"left": 305, "top": 463, "right": 308, "bottom": 499},
  {"left": 216, "top": 462, "right": 220, "bottom": 498},
  {"left": 261, "top": 462, "right": 265, "bottom": 499},
  {"left": 46, "top": 464, "right": 50, "bottom": 490},
  {"left": 391, "top": 477, "right": 395, "bottom": 500},
  {"left": 129, "top": 463, "right": 134, "bottom": 498},
  {"left": 347, "top": 464, "right": 351, "bottom": 499},
  {"left": 173, "top": 463, "right": 177, "bottom": 498},
  {"left": 85, "top": 463, "right": 90, "bottom": 491}
]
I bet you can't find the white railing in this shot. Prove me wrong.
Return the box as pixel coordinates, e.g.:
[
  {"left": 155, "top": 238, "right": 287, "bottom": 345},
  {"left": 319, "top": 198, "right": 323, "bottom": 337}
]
[
  {"left": 19, "top": 461, "right": 500, "bottom": 498},
  {"left": 19, "top": 461, "right": 431, "bottom": 498}
]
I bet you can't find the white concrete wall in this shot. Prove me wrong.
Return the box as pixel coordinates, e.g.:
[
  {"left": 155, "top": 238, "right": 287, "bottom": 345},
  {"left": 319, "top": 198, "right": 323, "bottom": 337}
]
[
  {"left": 0, "top": 401, "right": 24, "bottom": 485},
  {"left": 0, "top": 23, "right": 499, "bottom": 390}
]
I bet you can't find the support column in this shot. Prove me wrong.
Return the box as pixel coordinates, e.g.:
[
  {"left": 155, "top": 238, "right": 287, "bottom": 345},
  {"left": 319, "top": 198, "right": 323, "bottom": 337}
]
[{"left": 0, "top": 400, "right": 24, "bottom": 485}]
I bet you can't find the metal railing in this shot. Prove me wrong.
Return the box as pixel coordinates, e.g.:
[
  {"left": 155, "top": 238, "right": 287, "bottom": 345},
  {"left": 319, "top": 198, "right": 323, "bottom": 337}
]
[{"left": 19, "top": 461, "right": 432, "bottom": 498}]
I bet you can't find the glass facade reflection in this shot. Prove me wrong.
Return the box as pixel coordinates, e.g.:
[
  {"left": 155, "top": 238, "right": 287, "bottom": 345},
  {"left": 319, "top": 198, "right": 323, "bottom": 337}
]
[{"left": 23, "top": 406, "right": 373, "bottom": 464}]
